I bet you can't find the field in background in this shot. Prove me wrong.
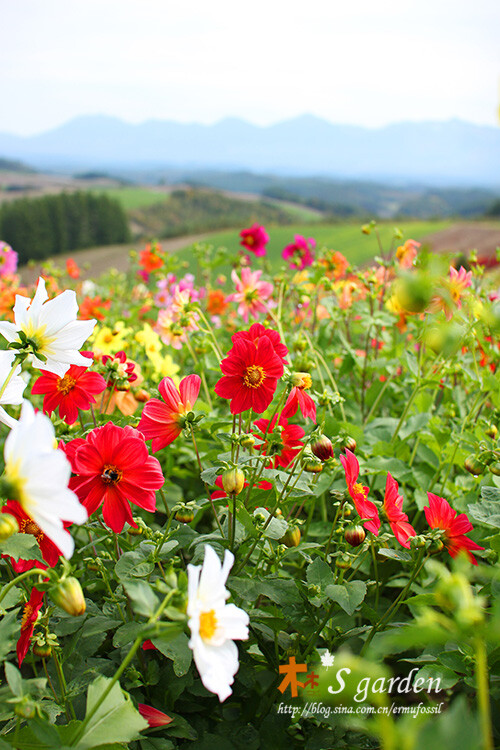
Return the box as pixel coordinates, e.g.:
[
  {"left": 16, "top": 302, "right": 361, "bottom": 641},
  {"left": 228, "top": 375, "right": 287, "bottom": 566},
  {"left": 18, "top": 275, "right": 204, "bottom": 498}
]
[
  {"left": 20, "top": 219, "right": 455, "bottom": 284},
  {"left": 180, "top": 220, "right": 452, "bottom": 271}
]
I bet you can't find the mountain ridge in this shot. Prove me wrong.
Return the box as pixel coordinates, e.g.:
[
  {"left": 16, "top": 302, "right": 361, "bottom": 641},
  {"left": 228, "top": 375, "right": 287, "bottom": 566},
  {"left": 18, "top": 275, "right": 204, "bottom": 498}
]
[{"left": 0, "top": 114, "right": 498, "bottom": 186}]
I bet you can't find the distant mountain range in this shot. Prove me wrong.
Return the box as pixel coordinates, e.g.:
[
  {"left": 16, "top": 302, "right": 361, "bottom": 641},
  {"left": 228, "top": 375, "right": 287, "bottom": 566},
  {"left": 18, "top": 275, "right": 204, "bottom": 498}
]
[{"left": 0, "top": 114, "right": 499, "bottom": 186}]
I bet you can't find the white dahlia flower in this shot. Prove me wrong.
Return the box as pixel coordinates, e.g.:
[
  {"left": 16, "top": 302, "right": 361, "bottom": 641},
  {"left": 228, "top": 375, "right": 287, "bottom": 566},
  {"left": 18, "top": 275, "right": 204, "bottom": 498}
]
[
  {"left": 0, "top": 351, "right": 27, "bottom": 428},
  {"left": 3, "top": 400, "right": 87, "bottom": 558},
  {"left": 0, "top": 277, "right": 96, "bottom": 377},
  {"left": 187, "top": 545, "right": 249, "bottom": 702}
]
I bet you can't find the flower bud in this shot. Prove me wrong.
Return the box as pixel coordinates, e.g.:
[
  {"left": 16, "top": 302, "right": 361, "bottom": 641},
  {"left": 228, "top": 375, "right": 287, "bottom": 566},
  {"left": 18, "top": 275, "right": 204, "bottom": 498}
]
[
  {"left": 175, "top": 506, "right": 195, "bottom": 524},
  {"left": 49, "top": 577, "right": 86, "bottom": 616},
  {"left": 343, "top": 436, "right": 357, "bottom": 453},
  {"left": 221, "top": 468, "right": 245, "bottom": 496},
  {"left": 280, "top": 526, "right": 301, "bottom": 548},
  {"left": 240, "top": 434, "right": 255, "bottom": 449},
  {"left": 0, "top": 512, "right": 19, "bottom": 542},
  {"left": 464, "top": 455, "right": 486, "bottom": 475},
  {"left": 490, "top": 463, "right": 500, "bottom": 476},
  {"left": 485, "top": 424, "right": 498, "bottom": 439},
  {"left": 311, "top": 435, "right": 334, "bottom": 462},
  {"left": 335, "top": 555, "right": 351, "bottom": 569},
  {"left": 344, "top": 525, "right": 366, "bottom": 547},
  {"left": 33, "top": 643, "right": 52, "bottom": 658},
  {"left": 302, "top": 458, "right": 323, "bottom": 474}
]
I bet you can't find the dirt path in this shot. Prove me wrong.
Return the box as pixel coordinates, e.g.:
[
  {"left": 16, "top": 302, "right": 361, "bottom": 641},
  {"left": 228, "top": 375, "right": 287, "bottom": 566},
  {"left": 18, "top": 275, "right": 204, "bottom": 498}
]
[
  {"left": 19, "top": 232, "right": 211, "bottom": 285},
  {"left": 420, "top": 222, "right": 500, "bottom": 262}
]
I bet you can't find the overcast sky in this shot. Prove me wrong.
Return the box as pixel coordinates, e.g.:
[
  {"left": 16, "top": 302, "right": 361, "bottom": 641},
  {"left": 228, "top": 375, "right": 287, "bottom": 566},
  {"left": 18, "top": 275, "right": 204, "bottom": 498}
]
[{"left": 2, "top": 0, "right": 499, "bottom": 136}]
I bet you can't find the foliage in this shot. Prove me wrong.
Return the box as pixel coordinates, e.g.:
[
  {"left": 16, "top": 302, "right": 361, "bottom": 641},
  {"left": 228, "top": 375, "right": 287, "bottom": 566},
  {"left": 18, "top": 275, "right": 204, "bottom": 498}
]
[
  {"left": 0, "top": 192, "right": 130, "bottom": 263},
  {"left": 0, "top": 222, "right": 499, "bottom": 749}
]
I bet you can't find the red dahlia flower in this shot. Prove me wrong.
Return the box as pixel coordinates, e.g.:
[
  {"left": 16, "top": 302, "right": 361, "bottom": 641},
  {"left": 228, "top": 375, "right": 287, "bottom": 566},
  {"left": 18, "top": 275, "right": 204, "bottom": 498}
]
[
  {"left": 1, "top": 500, "right": 64, "bottom": 573},
  {"left": 66, "top": 423, "right": 164, "bottom": 533},
  {"left": 138, "top": 374, "right": 201, "bottom": 452},
  {"left": 215, "top": 336, "right": 284, "bottom": 414},
  {"left": 230, "top": 323, "right": 288, "bottom": 365},
  {"left": 239, "top": 224, "right": 269, "bottom": 257},
  {"left": 282, "top": 372, "right": 316, "bottom": 421},
  {"left": 383, "top": 473, "right": 416, "bottom": 548},
  {"left": 424, "top": 492, "right": 484, "bottom": 565},
  {"left": 253, "top": 416, "right": 304, "bottom": 468},
  {"left": 138, "top": 704, "right": 173, "bottom": 728},
  {"left": 17, "top": 587, "right": 44, "bottom": 666},
  {"left": 32, "top": 359, "right": 107, "bottom": 426},
  {"left": 340, "top": 449, "right": 380, "bottom": 535}
]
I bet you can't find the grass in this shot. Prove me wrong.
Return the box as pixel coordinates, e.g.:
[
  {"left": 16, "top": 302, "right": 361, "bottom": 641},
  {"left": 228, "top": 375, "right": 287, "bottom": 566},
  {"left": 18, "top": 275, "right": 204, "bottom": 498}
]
[
  {"left": 179, "top": 220, "right": 451, "bottom": 271},
  {"left": 91, "top": 187, "right": 170, "bottom": 210}
]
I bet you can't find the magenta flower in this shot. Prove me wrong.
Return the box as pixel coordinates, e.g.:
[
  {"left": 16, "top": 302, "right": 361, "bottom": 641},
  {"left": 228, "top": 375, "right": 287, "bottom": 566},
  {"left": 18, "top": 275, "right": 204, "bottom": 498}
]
[
  {"left": 227, "top": 268, "right": 274, "bottom": 322},
  {"left": 282, "top": 235, "right": 315, "bottom": 270},
  {"left": 239, "top": 224, "right": 269, "bottom": 257},
  {"left": 0, "top": 242, "right": 18, "bottom": 276}
]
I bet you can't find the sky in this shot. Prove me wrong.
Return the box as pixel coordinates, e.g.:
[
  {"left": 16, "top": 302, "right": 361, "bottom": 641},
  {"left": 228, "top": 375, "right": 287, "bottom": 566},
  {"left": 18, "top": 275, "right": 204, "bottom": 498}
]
[{"left": 2, "top": 0, "right": 500, "bottom": 136}]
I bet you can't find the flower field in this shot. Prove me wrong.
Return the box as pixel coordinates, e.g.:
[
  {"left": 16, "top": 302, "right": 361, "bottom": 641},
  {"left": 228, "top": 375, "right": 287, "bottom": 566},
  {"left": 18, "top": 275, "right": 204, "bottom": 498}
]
[{"left": 0, "top": 224, "right": 498, "bottom": 750}]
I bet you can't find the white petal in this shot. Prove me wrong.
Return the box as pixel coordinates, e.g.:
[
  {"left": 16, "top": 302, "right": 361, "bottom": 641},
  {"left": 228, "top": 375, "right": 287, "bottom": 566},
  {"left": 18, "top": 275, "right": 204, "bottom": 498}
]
[
  {"left": 191, "top": 636, "right": 239, "bottom": 702},
  {"left": 0, "top": 321, "right": 19, "bottom": 343},
  {"left": 50, "top": 319, "right": 97, "bottom": 350},
  {"left": 33, "top": 514, "right": 75, "bottom": 559},
  {"left": 39, "top": 289, "right": 79, "bottom": 334},
  {"left": 25, "top": 278, "right": 49, "bottom": 319},
  {"left": 0, "top": 405, "right": 17, "bottom": 429}
]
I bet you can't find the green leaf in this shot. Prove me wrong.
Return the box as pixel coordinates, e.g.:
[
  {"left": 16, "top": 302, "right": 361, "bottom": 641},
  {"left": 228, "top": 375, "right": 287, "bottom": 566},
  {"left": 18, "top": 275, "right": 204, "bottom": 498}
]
[
  {"left": 200, "top": 466, "right": 220, "bottom": 486},
  {"left": 0, "top": 609, "right": 20, "bottom": 661},
  {"left": 467, "top": 499, "right": 500, "bottom": 528},
  {"left": 253, "top": 507, "right": 288, "bottom": 540},
  {"left": 151, "top": 632, "right": 192, "bottom": 677},
  {"left": 0, "top": 534, "right": 44, "bottom": 563},
  {"left": 67, "top": 676, "right": 148, "bottom": 749},
  {"left": 306, "top": 558, "right": 335, "bottom": 593},
  {"left": 377, "top": 548, "right": 412, "bottom": 562},
  {"left": 481, "top": 486, "right": 500, "bottom": 502},
  {"left": 415, "top": 663, "right": 460, "bottom": 689},
  {"left": 121, "top": 580, "right": 159, "bottom": 618},
  {"left": 115, "top": 551, "right": 154, "bottom": 581},
  {"left": 324, "top": 581, "right": 367, "bottom": 615},
  {"left": 5, "top": 661, "right": 23, "bottom": 697}
]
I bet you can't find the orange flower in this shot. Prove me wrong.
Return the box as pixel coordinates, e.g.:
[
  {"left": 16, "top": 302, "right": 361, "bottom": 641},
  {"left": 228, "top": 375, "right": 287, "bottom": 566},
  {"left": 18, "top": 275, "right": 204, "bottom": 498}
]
[
  {"left": 139, "top": 242, "right": 163, "bottom": 272},
  {"left": 207, "top": 289, "right": 228, "bottom": 316},
  {"left": 79, "top": 295, "right": 111, "bottom": 322},
  {"left": 66, "top": 258, "right": 80, "bottom": 279}
]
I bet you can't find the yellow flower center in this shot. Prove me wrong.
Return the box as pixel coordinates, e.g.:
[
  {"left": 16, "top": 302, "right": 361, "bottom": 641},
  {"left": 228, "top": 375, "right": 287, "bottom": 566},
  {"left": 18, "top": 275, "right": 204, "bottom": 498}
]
[
  {"left": 20, "top": 518, "right": 44, "bottom": 542},
  {"left": 20, "top": 321, "right": 56, "bottom": 358},
  {"left": 101, "top": 465, "right": 123, "bottom": 484},
  {"left": 199, "top": 609, "right": 217, "bottom": 641},
  {"left": 57, "top": 373, "right": 77, "bottom": 395},
  {"left": 5, "top": 460, "right": 29, "bottom": 508},
  {"left": 245, "top": 235, "right": 255, "bottom": 245},
  {"left": 292, "top": 372, "right": 312, "bottom": 389},
  {"left": 21, "top": 603, "right": 35, "bottom": 630},
  {"left": 244, "top": 365, "right": 266, "bottom": 389},
  {"left": 352, "top": 482, "right": 365, "bottom": 496}
]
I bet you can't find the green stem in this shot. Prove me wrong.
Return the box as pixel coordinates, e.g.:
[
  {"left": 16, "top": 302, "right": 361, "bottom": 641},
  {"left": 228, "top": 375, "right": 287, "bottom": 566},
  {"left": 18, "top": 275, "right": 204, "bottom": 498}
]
[
  {"left": 53, "top": 649, "right": 76, "bottom": 721},
  {"left": 475, "top": 636, "right": 494, "bottom": 750},
  {"left": 0, "top": 567, "right": 51, "bottom": 606},
  {"left": 371, "top": 541, "right": 380, "bottom": 611},
  {"left": 361, "top": 549, "right": 426, "bottom": 655},
  {"left": 71, "top": 589, "right": 177, "bottom": 746},
  {"left": 324, "top": 501, "right": 344, "bottom": 559},
  {"left": 0, "top": 356, "right": 21, "bottom": 400},
  {"left": 190, "top": 426, "right": 224, "bottom": 537}
]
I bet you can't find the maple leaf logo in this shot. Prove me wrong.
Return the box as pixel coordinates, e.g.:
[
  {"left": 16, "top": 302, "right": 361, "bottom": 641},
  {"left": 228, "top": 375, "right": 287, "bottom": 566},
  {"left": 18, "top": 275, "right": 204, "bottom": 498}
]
[{"left": 320, "top": 650, "right": 335, "bottom": 668}]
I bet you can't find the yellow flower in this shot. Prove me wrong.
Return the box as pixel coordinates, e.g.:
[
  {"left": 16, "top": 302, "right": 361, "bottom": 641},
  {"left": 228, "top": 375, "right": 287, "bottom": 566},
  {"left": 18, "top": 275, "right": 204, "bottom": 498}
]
[
  {"left": 135, "top": 324, "right": 163, "bottom": 361},
  {"left": 93, "top": 321, "right": 131, "bottom": 354}
]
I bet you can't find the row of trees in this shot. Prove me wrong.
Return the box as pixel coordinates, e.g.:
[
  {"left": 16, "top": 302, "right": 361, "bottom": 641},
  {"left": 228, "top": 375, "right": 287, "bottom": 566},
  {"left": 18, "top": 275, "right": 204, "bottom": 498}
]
[{"left": 0, "top": 191, "right": 130, "bottom": 264}]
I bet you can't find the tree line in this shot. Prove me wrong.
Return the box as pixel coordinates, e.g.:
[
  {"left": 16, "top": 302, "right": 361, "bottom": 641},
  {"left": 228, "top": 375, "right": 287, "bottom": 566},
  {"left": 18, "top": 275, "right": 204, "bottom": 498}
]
[{"left": 0, "top": 191, "right": 130, "bottom": 264}]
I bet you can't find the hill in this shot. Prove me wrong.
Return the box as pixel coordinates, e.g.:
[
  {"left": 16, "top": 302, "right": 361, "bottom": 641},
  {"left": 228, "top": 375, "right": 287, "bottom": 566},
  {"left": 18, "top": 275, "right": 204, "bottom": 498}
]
[{"left": 0, "top": 115, "right": 499, "bottom": 185}]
